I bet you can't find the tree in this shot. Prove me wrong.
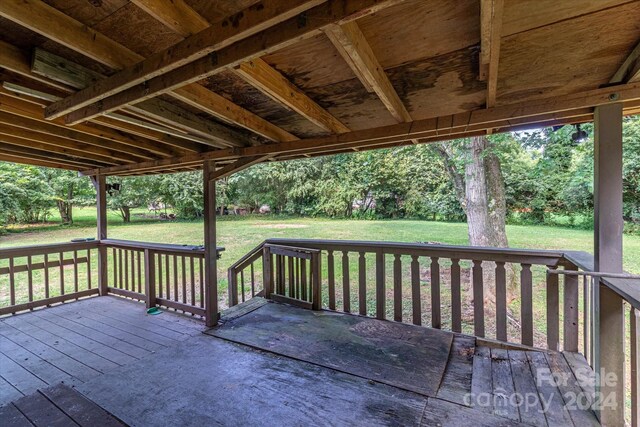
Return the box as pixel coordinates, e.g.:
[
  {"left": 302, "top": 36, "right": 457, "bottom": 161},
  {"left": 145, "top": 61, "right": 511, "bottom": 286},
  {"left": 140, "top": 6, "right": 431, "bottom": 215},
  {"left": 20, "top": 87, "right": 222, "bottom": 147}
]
[
  {"left": 42, "top": 169, "right": 93, "bottom": 224},
  {"left": 108, "top": 176, "right": 157, "bottom": 222}
]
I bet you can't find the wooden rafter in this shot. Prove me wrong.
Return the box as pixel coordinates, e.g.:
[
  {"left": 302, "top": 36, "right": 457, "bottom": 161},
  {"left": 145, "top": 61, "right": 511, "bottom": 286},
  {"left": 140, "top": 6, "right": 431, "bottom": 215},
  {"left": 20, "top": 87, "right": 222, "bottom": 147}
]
[
  {"left": 211, "top": 155, "right": 274, "bottom": 180},
  {"left": 480, "top": 0, "right": 504, "bottom": 108},
  {"left": 79, "top": 82, "right": 640, "bottom": 177},
  {"left": 611, "top": 40, "right": 640, "bottom": 84},
  {"left": 126, "top": 0, "right": 299, "bottom": 143},
  {"left": 0, "top": 142, "right": 107, "bottom": 168},
  {"left": 45, "top": 0, "right": 324, "bottom": 120},
  {"left": 47, "top": 0, "right": 404, "bottom": 125},
  {"left": 325, "top": 21, "right": 411, "bottom": 123},
  {"left": 0, "top": 0, "right": 255, "bottom": 148},
  {"left": 235, "top": 58, "right": 350, "bottom": 134},
  {"left": 0, "top": 151, "right": 86, "bottom": 170}
]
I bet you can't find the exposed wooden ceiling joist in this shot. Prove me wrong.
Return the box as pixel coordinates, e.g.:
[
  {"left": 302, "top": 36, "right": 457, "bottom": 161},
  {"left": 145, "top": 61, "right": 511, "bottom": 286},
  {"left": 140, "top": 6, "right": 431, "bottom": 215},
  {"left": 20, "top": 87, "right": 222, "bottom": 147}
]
[
  {"left": 80, "top": 82, "right": 640, "bottom": 177},
  {"left": 0, "top": 141, "right": 108, "bottom": 169},
  {"left": 234, "top": 58, "right": 350, "bottom": 134},
  {"left": 0, "top": 87, "right": 180, "bottom": 158},
  {"left": 325, "top": 21, "right": 411, "bottom": 123},
  {"left": 480, "top": 0, "right": 504, "bottom": 108},
  {"left": 0, "top": 151, "right": 87, "bottom": 170},
  {"left": 0, "top": 0, "right": 258, "bottom": 148},
  {"left": 51, "top": 0, "right": 405, "bottom": 125},
  {"left": 610, "top": 39, "right": 640, "bottom": 84},
  {"left": 45, "top": 0, "right": 325, "bottom": 120},
  {"left": 123, "top": 0, "right": 299, "bottom": 143}
]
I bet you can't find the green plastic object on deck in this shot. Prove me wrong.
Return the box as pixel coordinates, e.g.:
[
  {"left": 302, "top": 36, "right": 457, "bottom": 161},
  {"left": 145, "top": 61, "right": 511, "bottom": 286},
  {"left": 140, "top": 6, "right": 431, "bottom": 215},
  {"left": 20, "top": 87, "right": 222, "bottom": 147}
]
[{"left": 146, "top": 307, "right": 162, "bottom": 315}]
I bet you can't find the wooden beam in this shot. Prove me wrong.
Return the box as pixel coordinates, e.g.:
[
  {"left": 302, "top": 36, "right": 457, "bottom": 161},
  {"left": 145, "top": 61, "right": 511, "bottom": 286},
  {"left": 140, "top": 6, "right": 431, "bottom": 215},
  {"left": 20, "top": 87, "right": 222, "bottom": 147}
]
[
  {"left": 0, "top": 142, "right": 103, "bottom": 168},
  {"left": 0, "top": 151, "right": 84, "bottom": 170},
  {"left": 610, "top": 39, "right": 640, "bottom": 84},
  {"left": 0, "top": 88, "right": 178, "bottom": 158},
  {"left": 46, "top": 0, "right": 324, "bottom": 119},
  {"left": 0, "top": 125, "right": 121, "bottom": 165},
  {"left": 0, "top": 41, "right": 72, "bottom": 92},
  {"left": 480, "top": 0, "right": 504, "bottom": 108},
  {"left": 55, "top": 0, "right": 404, "bottom": 124},
  {"left": 0, "top": 45, "right": 198, "bottom": 155},
  {"left": 325, "top": 21, "right": 412, "bottom": 123},
  {"left": 235, "top": 58, "right": 350, "bottom": 133},
  {"left": 131, "top": 0, "right": 209, "bottom": 37},
  {"left": 203, "top": 160, "right": 218, "bottom": 327},
  {"left": 26, "top": 47, "right": 249, "bottom": 148},
  {"left": 211, "top": 155, "right": 273, "bottom": 180},
  {"left": 79, "top": 82, "right": 640, "bottom": 176},
  {"left": 171, "top": 85, "right": 298, "bottom": 142},
  {"left": 125, "top": 0, "right": 300, "bottom": 143},
  {"left": 0, "top": 110, "right": 151, "bottom": 162}
]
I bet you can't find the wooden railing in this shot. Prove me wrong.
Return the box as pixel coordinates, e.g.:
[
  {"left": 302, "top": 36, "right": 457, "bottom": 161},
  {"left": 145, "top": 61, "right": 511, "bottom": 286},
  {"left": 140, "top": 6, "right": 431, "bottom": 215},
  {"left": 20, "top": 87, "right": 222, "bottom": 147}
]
[
  {"left": 227, "top": 239, "right": 640, "bottom": 425},
  {"left": 0, "top": 239, "right": 223, "bottom": 320},
  {"left": 0, "top": 241, "right": 100, "bottom": 315}
]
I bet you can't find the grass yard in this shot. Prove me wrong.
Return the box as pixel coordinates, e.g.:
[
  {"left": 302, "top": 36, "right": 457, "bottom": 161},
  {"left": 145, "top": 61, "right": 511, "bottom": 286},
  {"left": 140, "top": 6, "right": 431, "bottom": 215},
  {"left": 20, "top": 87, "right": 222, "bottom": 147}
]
[{"left": 2, "top": 207, "right": 639, "bottom": 274}]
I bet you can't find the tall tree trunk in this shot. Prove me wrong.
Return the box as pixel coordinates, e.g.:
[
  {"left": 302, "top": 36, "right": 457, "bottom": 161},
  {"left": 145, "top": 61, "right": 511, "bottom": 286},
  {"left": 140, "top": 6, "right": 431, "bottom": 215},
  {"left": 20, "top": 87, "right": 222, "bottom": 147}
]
[
  {"left": 465, "top": 136, "right": 491, "bottom": 247},
  {"left": 120, "top": 206, "right": 131, "bottom": 223},
  {"left": 485, "top": 141, "right": 508, "bottom": 248}
]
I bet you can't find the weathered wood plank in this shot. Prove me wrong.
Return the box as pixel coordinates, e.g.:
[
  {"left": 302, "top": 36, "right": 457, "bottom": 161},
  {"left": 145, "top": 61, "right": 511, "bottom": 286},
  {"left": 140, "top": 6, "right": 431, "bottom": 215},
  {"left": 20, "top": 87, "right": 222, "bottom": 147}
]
[
  {"left": 508, "top": 350, "right": 547, "bottom": 427},
  {"left": 472, "top": 260, "right": 485, "bottom": 337},
  {"left": 0, "top": 335, "right": 70, "bottom": 386},
  {"left": 527, "top": 351, "right": 574, "bottom": 426},
  {"left": 520, "top": 264, "right": 533, "bottom": 346},
  {"left": 451, "top": 258, "right": 462, "bottom": 333},
  {"left": 436, "top": 335, "right": 475, "bottom": 405},
  {"left": 375, "top": 250, "right": 385, "bottom": 320},
  {"left": 0, "top": 352, "right": 48, "bottom": 395},
  {"left": 470, "top": 346, "right": 493, "bottom": 414},
  {"left": 563, "top": 271, "right": 579, "bottom": 352},
  {"left": 547, "top": 270, "right": 560, "bottom": 351},
  {"left": 40, "top": 384, "right": 125, "bottom": 427},
  {"left": 431, "top": 257, "right": 441, "bottom": 329},
  {"left": 0, "top": 402, "right": 33, "bottom": 427},
  {"left": 545, "top": 351, "right": 599, "bottom": 426},
  {"left": 490, "top": 348, "right": 520, "bottom": 421},
  {"left": 495, "top": 261, "right": 507, "bottom": 341},
  {"left": 411, "top": 255, "right": 421, "bottom": 326},
  {"left": 13, "top": 392, "right": 76, "bottom": 427},
  {"left": 0, "top": 324, "right": 100, "bottom": 383}
]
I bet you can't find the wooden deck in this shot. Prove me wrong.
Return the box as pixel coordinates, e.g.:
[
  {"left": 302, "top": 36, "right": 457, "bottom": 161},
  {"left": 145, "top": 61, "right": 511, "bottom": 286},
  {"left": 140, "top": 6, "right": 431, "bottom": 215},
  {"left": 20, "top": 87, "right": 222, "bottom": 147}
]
[{"left": 0, "top": 296, "right": 599, "bottom": 426}]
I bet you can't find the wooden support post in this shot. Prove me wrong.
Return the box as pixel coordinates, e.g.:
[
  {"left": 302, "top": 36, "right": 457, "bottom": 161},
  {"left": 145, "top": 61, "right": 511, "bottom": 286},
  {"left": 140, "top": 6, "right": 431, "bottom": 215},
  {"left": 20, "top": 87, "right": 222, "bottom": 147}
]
[
  {"left": 563, "top": 265, "right": 579, "bottom": 352},
  {"left": 263, "top": 246, "right": 273, "bottom": 299},
  {"left": 203, "top": 160, "right": 218, "bottom": 327},
  {"left": 631, "top": 307, "right": 639, "bottom": 427},
  {"left": 144, "top": 249, "right": 156, "bottom": 309},
  {"left": 311, "top": 251, "right": 321, "bottom": 311},
  {"left": 594, "top": 102, "right": 625, "bottom": 426},
  {"left": 92, "top": 175, "right": 108, "bottom": 296}
]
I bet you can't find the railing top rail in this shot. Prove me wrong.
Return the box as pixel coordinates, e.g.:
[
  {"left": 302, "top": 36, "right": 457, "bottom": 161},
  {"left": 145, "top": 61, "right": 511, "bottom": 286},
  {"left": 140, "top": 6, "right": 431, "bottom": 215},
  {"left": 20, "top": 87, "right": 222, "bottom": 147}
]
[
  {"left": 0, "top": 240, "right": 99, "bottom": 259},
  {"left": 263, "top": 238, "right": 565, "bottom": 265},
  {"left": 100, "top": 239, "right": 224, "bottom": 255},
  {"left": 563, "top": 251, "right": 640, "bottom": 310}
]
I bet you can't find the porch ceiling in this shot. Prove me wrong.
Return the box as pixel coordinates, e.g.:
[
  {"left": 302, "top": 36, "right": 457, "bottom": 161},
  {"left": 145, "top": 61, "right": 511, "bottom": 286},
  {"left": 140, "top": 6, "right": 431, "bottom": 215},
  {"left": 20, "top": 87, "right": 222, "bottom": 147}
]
[{"left": 0, "top": 0, "right": 638, "bottom": 176}]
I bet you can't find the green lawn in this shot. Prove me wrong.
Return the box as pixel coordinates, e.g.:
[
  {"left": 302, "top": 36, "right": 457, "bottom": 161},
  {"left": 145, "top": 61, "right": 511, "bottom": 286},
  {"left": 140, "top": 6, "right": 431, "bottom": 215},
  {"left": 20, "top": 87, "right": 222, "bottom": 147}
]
[{"left": 2, "top": 207, "right": 639, "bottom": 274}]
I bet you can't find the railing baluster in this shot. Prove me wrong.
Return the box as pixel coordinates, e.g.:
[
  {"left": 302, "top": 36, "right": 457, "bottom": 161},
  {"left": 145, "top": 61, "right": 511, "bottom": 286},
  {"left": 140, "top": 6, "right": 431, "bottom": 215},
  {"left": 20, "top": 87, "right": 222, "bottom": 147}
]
[
  {"left": 144, "top": 249, "right": 156, "bottom": 309},
  {"left": 124, "top": 249, "right": 129, "bottom": 291},
  {"left": 250, "top": 262, "right": 255, "bottom": 297},
  {"left": 199, "top": 257, "right": 204, "bottom": 307},
  {"left": 112, "top": 247, "right": 117, "bottom": 287},
  {"left": 190, "top": 257, "right": 196, "bottom": 306},
  {"left": 44, "top": 253, "right": 49, "bottom": 299},
  {"left": 157, "top": 254, "right": 163, "bottom": 298},
  {"left": 87, "top": 250, "right": 92, "bottom": 289},
  {"left": 583, "top": 274, "right": 589, "bottom": 360},
  {"left": 300, "top": 258, "right": 307, "bottom": 301},
  {"left": 59, "top": 251, "right": 65, "bottom": 295},
  {"left": 27, "top": 256, "right": 33, "bottom": 302},
  {"left": 376, "top": 250, "right": 385, "bottom": 320},
  {"left": 118, "top": 249, "right": 123, "bottom": 289},
  {"left": 358, "top": 252, "right": 366, "bottom": 316},
  {"left": 411, "top": 255, "right": 421, "bottom": 326},
  {"left": 137, "top": 251, "right": 142, "bottom": 294},
  {"left": 165, "top": 254, "right": 170, "bottom": 299},
  {"left": 294, "top": 257, "right": 300, "bottom": 299},
  {"left": 288, "top": 256, "right": 295, "bottom": 300},
  {"left": 327, "top": 250, "right": 335, "bottom": 310},
  {"left": 430, "top": 257, "right": 440, "bottom": 329},
  {"left": 73, "top": 250, "right": 79, "bottom": 294},
  {"left": 342, "top": 251, "right": 350, "bottom": 313},
  {"left": 393, "top": 254, "right": 402, "bottom": 322},
  {"left": 495, "top": 261, "right": 507, "bottom": 341},
  {"left": 631, "top": 307, "right": 639, "bottom": 427},
  {"left": 451, "top": 258, "right": 461, "bottom": 333},
  {"left": 173, "top": 255, "right": 178, "bottom": 303},
  {"left": 546, "top": 269, "right": 559, "bottom": 351},
  {"left": 520, "top": 263, "right": 533, "bottom": 346},
  {"left": 563, "top": 266, "right": 579, "bottom": 352},
  {"left": 240, "top": 270, "right": 245, "bottom": 303},
  {"left": 472, "top": 260, "right": 484, "bottom": 337},
  {"left": 311, "top": 251, "right": 321, "bottom": 310},
  {"left": 9, "top": 257, "right": 15, "bottom": 306},
  {"left": 181, "top": 256, "right": 187, "bottom": 304}
]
